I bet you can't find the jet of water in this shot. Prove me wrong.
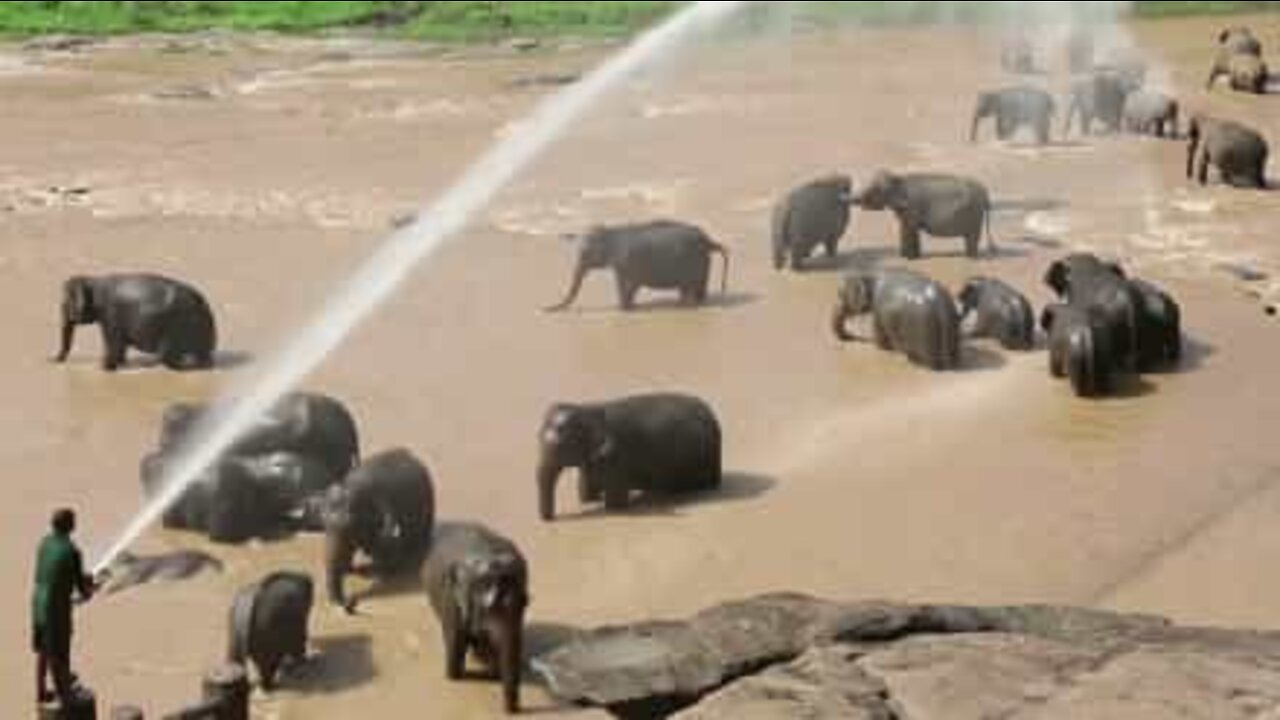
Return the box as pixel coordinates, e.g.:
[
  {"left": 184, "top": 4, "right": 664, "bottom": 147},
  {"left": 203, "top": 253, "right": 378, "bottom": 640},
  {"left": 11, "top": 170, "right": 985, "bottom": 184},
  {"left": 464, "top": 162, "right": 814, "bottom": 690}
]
[{"left": 92, "top": 0, "right": 752, "bottom": 574}]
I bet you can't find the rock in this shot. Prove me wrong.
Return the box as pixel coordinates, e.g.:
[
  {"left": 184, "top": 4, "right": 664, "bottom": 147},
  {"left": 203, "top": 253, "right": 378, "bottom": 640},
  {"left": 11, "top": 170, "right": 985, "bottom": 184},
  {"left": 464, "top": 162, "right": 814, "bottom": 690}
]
[
  {"left": 534, "top": 594, "right": 1280, "bottom": 719},
  {"left": 24, "top": 35, "right": 96, "bottom": 53}
]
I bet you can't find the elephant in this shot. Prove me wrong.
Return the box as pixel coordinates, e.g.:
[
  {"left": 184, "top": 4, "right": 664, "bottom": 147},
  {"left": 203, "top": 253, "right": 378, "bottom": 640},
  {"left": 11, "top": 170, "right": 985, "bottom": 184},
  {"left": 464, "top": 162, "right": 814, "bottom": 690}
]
[
  {"left": 423, "top": 522, "right": 529, "bottom": 715},
  {"left": 1065, "top": 72, "right": 1134, "bottom": 136},
  {"left": 537, "top": 393, "right": 722, "bottom": 521},
  {"left": 852, "top": 171, "right": 994, "bottom": 260},
  {"left": 1219, "top": 26, "right": 1263, "bottom": 57},
  {"left": 771, "top": 175, "right": 854, "bottom": 271},
  {"left": 971, "top": 86, "right": 1055, "bottom": 145},
  {"left": 1044, "top": 254, "right": 1141, "bottom": 373},
  {"left": 158, "top": 392, "right": 361, "bottom": 480},
  {"left": 323, "top": 448, "right": 435, "bottom": 613},
  {"left": 1041, "top": 303, "right": 1117, "bottom": 398},
  {"left": 833, "top": 268, "right": 961, "bottom": 371},
  {"left": 228, "top": 572, "right": 313, "bottom": 691},
  {"left": 1122, "top": 90, "right": 1180, "bottom": 138},
  {"left": 53, "top": 273, "right": 217, "bottom": 372},
  {"left": 1208, "top": 52, "right": 1269, "bottom": 93},
  {"left": 545, "top": 220, "right": 730, "bottom": 312},
  {"left": 1187, "top": 115, "right": 1269, "bottom": 189},
  {"left": 957, "top": 276, "right": 1036, "bottom": 351},
  {"left": 1131, "top": 278, "right": 1183, "bottom": 371}
]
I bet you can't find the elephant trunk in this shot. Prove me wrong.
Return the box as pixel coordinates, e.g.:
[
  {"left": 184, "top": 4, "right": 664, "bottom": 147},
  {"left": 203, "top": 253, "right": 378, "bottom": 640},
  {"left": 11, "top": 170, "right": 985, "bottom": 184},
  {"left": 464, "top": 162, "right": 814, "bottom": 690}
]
[
  {"left": 831, "top": 301, "right": 856, "bottom": 342},
  {"left": 545, "top": 261, "right": 588, "bottom": 313},
  {"left": 537, "top": 460, "right": 561, "bottom": 521}
]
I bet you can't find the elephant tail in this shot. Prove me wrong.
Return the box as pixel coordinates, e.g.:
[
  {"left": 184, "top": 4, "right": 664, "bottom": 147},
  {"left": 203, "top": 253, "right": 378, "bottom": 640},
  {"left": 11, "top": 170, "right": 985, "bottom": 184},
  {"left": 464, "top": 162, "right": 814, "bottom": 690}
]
[{"left": 708, "top": 241, "right": 731, "bottom": 294}]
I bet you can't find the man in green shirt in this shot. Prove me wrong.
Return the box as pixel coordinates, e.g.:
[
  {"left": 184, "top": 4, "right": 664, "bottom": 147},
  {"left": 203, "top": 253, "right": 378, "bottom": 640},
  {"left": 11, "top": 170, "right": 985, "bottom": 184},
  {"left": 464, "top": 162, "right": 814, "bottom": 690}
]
[{"left": 32, "top": 508, "right": 97, "bottom": 705}]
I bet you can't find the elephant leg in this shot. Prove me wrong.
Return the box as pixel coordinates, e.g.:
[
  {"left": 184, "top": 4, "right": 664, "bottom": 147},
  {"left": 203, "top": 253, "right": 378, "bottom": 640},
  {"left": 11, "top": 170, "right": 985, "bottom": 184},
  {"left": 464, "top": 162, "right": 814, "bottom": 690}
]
[
  {"left": 1036, "top": 118, "right": 1050, "bottom": 146},
  {"left": 900, "top": 226, "right": 923, "bottom": 260},
  {"left": 578, "top": 473, "right": 602, "bottom": 504},
  {"left": 257, "top": 655, "right": 281, "bottom": 692},
  {"left": 441, "top": 605, "right": 467, "bottom": 681},
  {"left": 790, "top": 245, "right": 809, "bottom": 272},
  {"left": 824, "top": 237, "right": 840, "bottom": 259},
  {"left": 1049, "top": 350, "right": 1065, "bottom": 378},
  {"left": 872, "top": 318, "right": 893, "bottom": 351},
  {"left": 100, "top": 325, "right": 127, "bottom": 372},
  {"left": 602, "top": 482, "right": 630, "bottom": 512},
  {"left": 615, "top": 275, "right": 639, "bottom": 311},
  {"left": 1197, "top": 151, "right": 1211, "bottom": 186},
  {"left": 964, "top": 231, "right": 981, "bottom": 259}
]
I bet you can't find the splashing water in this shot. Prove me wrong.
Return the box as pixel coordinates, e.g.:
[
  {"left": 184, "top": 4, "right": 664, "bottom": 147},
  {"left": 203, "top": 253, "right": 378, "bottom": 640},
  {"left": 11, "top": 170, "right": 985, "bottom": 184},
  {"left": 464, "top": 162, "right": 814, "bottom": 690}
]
[{"left": 92, "top": 0, "right": 751, "bottom": 574}]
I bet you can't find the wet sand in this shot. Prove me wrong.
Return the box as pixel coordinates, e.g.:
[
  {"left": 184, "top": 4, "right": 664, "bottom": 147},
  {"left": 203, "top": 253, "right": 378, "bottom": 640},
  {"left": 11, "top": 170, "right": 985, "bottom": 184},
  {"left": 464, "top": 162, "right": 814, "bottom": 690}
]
[{"left": 2, "top": 14, "right": 1280, "bottom": 717}]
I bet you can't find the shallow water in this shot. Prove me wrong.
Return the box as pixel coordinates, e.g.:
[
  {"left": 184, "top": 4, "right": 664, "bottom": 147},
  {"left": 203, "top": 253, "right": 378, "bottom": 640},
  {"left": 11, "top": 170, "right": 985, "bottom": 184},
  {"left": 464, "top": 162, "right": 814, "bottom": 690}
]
[{"left": 3, "top": 14, "right": 1280, "bottom": 717}]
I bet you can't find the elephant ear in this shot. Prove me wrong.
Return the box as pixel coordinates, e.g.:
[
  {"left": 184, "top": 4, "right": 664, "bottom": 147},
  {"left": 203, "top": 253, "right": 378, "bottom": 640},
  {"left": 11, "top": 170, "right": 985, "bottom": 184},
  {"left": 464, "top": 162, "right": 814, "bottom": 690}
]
[
  {"left": 586, "top": 414, "right": 616, "bottom": 464},
  {"left": 1044, "top": 261, "right": 1070, "bottom": 298}
]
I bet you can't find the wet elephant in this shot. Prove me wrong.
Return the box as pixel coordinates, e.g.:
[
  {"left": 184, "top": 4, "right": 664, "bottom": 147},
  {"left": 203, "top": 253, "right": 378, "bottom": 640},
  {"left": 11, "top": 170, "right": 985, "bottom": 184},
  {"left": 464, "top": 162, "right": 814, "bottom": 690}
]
[
  {"left": 158, "top": 392, "right": 361, "bottom": 480},
  {"left": 1123, "top": 90, "right": 1180, "bottom": 138},
  {"left": 141, "top": 452, "right": 283, "bottom": 544},
  {"left": 323, "top": 448, "right": 435, "bottom": 613},
  {"left": 971, "top": 86, "right": 1055, "bottom": 145},
  {"left": 771, "top": 174, "right": 854, "bottom": 271},
  {"left": 53, "top": 273, "right": 217, "bottom": 372},
  {"left": 537, "top": 393, "right": 722, "bottom": 521},
  {"left": 833, "top": 268, "right": 961, "bottom": 371},
  {"left": 423, "top": 522, "right": 529, "bottom": 715},
  {"left": 1065, "top": 71, "right": 1134, "bottom": 136},
  {"left": 1131, "top": 278, "right": 1183, "bottom": 371},
  {"left": 1044, "top": 253, "right": 1141, "bottom": 373},
  {"left": 957, "top": 276, "right": 1036, "bottom": 351},
  {"left": 228, "top": 572, "right": 313, "bottom": 691},
  {"left": 1187, "top": 115, "right": 1269, "bottom": 189},
  {"left": 852, "top": 171, "right": 993, "bottom": 260},
  {"left": 1041, "top": 303, "right": 1117, "bottom": 398},
  {"left": 545, "top": 220, "right": 730, "bottom": 311}
]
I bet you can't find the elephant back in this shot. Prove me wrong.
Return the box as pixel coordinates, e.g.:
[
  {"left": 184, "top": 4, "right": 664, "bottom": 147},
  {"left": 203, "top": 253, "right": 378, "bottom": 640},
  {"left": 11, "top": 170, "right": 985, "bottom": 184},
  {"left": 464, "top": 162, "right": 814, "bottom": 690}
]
[
  {"left": 206, "top": 460, "right": 268, "bottom": 544},
  {"left": 602, "top": 394, "right": 721, "bottom": 492},
  {"left": 347, "top": 448, "right": 435, "bottom": 565},
  {"left": 423, "top": 522, "right": 526, "bottom": 614},
  {"left": 786, "top": 178, "right": 852, "bottom": 246}
]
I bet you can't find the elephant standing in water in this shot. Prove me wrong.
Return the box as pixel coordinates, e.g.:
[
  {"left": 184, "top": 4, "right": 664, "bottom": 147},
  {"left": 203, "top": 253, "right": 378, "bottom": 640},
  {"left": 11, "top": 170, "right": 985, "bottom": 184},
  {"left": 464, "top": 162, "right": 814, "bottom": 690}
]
[
  {"left": 53, "top": 273, "right": 217, "bottom": 371},
  {"left": 852, "top": 171, "right": 994, "bottom": 260},
  {"left": 1209, "top": 26, "right": 1268, "bottom": 93},
  {"left": 423, "top": 522, "right": 529, "bottom": 715},
  {"left": 1123, "top": 90, "right": 1180, "bottom": 138},
  {"left": 971, "top": 87, "right": 1055, "bottom": 145},
  {"left": 1044, "top": 253, "right": 1142, "bottom": 373},
  {"left": 958, "top": 276, "right": 1036, "bottom": 351},
  {"left": 545, "top": 220, "right": 730, "bottom": 311},
  {"left": 1041, "top": 303, "right": 1117, "bottom": 398},
  {"left": 771, "top": 175, "right": 854, "bottom": 271},
  {"left": 1131, "top": 278, "right": 1183, "bottom": 371},
  {"left": 228, "top": 572, "right": 313, "bottom": 691},
  {"left": 1187, "top": 115, "right": 1269, "bottom": 189},
  {"left": 1065, "top": 71, "right": 1135, "bottom": 136},
  {"left": 537, "top": 393, "right": 722, "bottom": 521},
  {"left": 324, "top": 449, "right": 435, "bottom": 613},
  {"left": 833, "top": 268, "right": 961, "bottom": 371}
]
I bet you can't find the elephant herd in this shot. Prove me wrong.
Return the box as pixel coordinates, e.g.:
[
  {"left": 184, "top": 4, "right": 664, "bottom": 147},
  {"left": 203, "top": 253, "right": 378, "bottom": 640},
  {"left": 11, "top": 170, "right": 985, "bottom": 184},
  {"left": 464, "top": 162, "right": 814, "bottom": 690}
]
[{"left": 51, "top": 20, "right": 1267, "bottom": 720}]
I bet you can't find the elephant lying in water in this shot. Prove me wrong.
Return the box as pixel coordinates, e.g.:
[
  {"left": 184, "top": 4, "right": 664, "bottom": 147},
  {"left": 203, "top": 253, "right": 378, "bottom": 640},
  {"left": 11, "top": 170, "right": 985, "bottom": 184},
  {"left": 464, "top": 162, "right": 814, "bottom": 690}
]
[
  {"left": 833, "top": 268, "right": 961, "bottom": 371},
  {"left": 228, "top": 572, "right": 313, "bottom": 691},
  {"left": 958, "top": 276, "right": 1035, "bottom": 351},
  {"left": 53, "top": 273, "right": 217, "bottom": 372},
  {"left": 1187, "top": 115, "right": 1269, "bottom": 189},
  {"left": 545, "top": 220, "right": 731, "bottom": 311},
  {"left": 537, "top": 393, "right": 722, "bottom": 521},
  {"left": 771, "top": 175, "right": 854, "bottom": 271},
  {"left": 324, "top": 449, "right": 435, "bottom": 613},
  {"left": 852, "top": 171, "right": 994, "bottom": 260},
  {"left": 423, "top": 522, "right": 529, "bottom": 715},
  {"left": 971, "top": 86, "right": 1055, "bottom": 145}
]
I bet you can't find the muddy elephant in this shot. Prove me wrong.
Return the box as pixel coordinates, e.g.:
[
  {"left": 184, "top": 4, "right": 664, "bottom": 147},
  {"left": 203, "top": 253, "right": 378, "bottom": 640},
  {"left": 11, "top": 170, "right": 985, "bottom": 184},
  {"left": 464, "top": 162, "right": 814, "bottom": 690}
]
[
  {"left": 1044, "top": 254, "right": 1141, "bottom": 373},
  {"left": 833, "top": 268, "right": 961, "bottom": 371},
  {"left": 1209, "top": 53, "right": 1269, "bottom": 93},
  {"left": 957, "top": 276, "right": 1035, "bottom": 351},
  {"left": 537, "top": 393, "right": 722, "bottom": 521},
  {"left": 159, "top": 392, "right": 361, "bottom": 480},
  {"left": 1131, "top": 278, "right": 1183, "bottom": 371},
  {"left": 1123, "top": 90, "right": 1180, "bottom": 138},
  {"left": 53, "top": 273, "right": 217, "bottom": 372},
  {"left": 1065, "top": 71, "right": 1134, "bottom": 136},
  {"left": 423, "top": 522, "right": 529, "bottom": 715},
  {"left": 971, "top": 86, "right": 1055, "bottom": 145},
  {"left": 852, "top": 171, "right": 993, "bottom": 260},
  {"left": 1187, "top": 115, "right": 1269, "bottom": 189},
  {"left": 1041, "top": 303, "right": 1117, "bottom": 398},
  {"left": 545, "top": 220, "right": 730, "bottom": 311},
  {"left": 324, "top": 448, "right": 435, "bottom": 613},
  {"left": 228, "top": 572, "right": 313, "bottom": 691},
  {"left": 771, "top": 175, "right": 854, "bottom": 271}
]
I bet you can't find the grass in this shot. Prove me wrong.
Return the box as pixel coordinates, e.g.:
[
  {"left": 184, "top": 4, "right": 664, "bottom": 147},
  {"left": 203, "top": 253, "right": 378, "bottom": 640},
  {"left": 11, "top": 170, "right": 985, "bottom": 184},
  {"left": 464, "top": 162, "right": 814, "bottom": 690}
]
[{"left": 0, "top": 2, "right": 1275, "bottom": 39}]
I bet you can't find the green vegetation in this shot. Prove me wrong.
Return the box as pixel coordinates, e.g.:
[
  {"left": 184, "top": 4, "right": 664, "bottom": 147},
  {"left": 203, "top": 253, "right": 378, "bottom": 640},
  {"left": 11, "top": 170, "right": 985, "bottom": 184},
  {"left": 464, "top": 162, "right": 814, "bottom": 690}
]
[{"left": 0, "top": 1, "right": 1275, "bottom": 39}]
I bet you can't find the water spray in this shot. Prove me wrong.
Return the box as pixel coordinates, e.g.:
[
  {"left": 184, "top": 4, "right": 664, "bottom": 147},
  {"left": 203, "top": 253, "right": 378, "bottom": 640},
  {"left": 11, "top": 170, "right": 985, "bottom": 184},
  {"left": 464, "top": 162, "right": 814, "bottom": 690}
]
[{"left": 91, "top": 0, "right": 752, "bottom": 574}]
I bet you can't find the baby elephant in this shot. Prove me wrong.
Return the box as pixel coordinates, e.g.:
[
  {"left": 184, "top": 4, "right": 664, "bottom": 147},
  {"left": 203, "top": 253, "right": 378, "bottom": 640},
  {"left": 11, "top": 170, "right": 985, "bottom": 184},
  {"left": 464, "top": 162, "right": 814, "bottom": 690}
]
[
  {"left": 1187, "top": 115, "right": 1269, "bottom": 189},
  {"left": 852, "top": 171, "right": 994, "bottom": 260},
  {"left": 957, "top": 277, "right": 1036, "bottom": 351},
  {"left": 1122, "top": 90, "right": 1180, "bottom": 138},
  {"left": 537, "top": 393, "right": 722, "bottom": 521},
  {"left": 1041, "top": 304, "right": 1116, "bottom": 398},
  {"left": 833, "top": 268, "right": 961, "bottom": 371},
  {"left": 771, "top": 174, "right": 854, "bottom": 271},
  {"left": 971, "top": 86, "right": 1055, "bottom": 145},
  {"left": 546, "top": 220, "right": 730, "bottom": 311},
  {"left": 228, "top": 572, "right": 313, "bottom": 691},
  {"left": 1209, "top": 53, "right": 1269, "bottom": 94},
  {"left": 423, "top": 522, "right": 529, "bottom": 715}
]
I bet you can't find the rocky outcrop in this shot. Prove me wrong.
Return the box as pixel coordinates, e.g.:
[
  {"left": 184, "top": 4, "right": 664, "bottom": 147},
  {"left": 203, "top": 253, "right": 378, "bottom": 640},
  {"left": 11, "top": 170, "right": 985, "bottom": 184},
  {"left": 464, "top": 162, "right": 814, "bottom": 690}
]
[{"left": 532, "top": 594, "right": 1280, "bottom": 719}]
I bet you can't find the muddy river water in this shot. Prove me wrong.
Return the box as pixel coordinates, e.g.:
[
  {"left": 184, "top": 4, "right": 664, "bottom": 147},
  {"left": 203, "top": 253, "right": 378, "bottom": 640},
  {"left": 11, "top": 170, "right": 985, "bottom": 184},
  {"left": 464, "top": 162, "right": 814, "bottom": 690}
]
[{"left": 2, "top": 13, "right": 1280, "bottom": 718}]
